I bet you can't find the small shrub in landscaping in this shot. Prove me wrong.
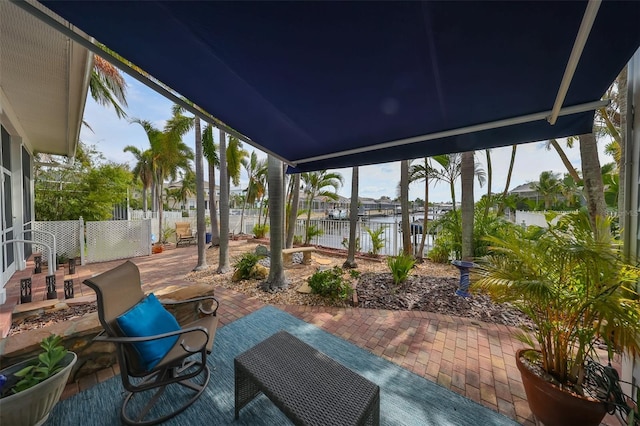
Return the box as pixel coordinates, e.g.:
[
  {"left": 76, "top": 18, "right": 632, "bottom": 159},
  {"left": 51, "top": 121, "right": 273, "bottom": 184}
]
[
  {"left": 305, "top": 224, "right": 324, "bottom": 243},
  {"left": 252, "top": 224, "right": 269, "bottom": 239},
  {"left": 364, "top": 226, "right": 386, "bottom": 256},
  {"left": 341, "top": 236, "right": 361, "bottom": 252},
  {"left": 307, "top": 266, "right": 353, "bottom": 300},
  {"left": 233, "top": 252, "right": 264, "bottom": 280},
  {"left": 387, "top": 252, "right": 416, "bottom": 285},
  {"left": 293, "top": 235, "right": 303, "bottom": 245},
  {"left": 349, "top": 269, "right": 361, "bottom": 279}
]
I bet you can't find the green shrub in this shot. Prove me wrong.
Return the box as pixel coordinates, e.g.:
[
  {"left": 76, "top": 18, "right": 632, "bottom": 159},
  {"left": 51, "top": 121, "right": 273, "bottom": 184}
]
[
  {"left": 427, "top": 243, "right": 450, "bottom": 263},
  {"left": 252, "top": 224, "right": 269, "bottom": 239},
  {"left": 305, "top": 224, "right": 324, "bottom": 243},
  {"left": 387, "top": 252, "right": 416, "bottom": 285},
  {"left": 364, "top": 226, "right": 386, "bottom": 256},
  {"left": 293, "top": 235, "right": 303, "bottom": 245},
  {"left": 233, "top": 252, "right": 264, "bottom": 280},
  {"left": 307, "top": 266, "right": 353, "bottom": 300},
  {"left": 349, "top": 269, "right": 361, "bottom": 279},
  {"left": 341, "top": 236, "right": 361, "bottom": 252}
]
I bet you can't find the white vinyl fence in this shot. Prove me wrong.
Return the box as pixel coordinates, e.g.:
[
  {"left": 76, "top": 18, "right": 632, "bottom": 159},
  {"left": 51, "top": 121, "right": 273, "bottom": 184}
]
[{"left": 85, "top": 219, "right": 151, "bottom": 263}]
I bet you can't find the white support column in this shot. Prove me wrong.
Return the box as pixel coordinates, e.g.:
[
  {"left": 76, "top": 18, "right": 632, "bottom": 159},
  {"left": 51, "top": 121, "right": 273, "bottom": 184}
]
[{"left": 621, "top": 47, "right": 640, "bottom": 395}]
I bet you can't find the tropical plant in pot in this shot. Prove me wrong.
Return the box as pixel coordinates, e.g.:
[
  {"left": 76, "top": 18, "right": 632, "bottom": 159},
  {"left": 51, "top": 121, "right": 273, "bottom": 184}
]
[
  {"left": 473, "top": 211, "right": 640, "bottom": 426},
  {"left": 0, "top": 334, "right": 77, "bottom": 426}
]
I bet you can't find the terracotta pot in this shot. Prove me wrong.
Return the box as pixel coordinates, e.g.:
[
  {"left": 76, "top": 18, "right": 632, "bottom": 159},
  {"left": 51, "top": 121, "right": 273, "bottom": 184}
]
[
  {"left": 152, "top": 244, "right": 163, "bottom": 254},
  {"left": 516, "top": 349, "right": 606, "bottom": 426}
]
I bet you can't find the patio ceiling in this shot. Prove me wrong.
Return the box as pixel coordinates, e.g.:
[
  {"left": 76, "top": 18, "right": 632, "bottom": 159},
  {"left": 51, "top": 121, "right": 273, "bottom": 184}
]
[
  {"left": 32, "top": 1, "right": 640, "bottom": 171},
  {"left": 1, "top": 1, "right": 91, "bottom": 158}
]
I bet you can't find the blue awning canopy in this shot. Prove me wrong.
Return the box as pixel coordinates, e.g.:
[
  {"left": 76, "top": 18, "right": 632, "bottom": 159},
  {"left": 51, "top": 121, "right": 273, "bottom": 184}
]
[{"left": 35, "top": 1, "right": 640, "bottom": 172}]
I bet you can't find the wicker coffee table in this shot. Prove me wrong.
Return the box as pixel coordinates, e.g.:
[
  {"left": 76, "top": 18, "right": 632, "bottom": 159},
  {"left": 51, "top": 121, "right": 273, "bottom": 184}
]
[{"left": 234, "top": 330, "right": 380, "bottom": 425}]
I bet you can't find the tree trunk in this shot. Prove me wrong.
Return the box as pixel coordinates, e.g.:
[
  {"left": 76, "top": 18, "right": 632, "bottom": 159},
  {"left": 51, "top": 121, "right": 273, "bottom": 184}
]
[
  {"left": 343, "top": 166, "right": 359, "bottom": 268},
  {"left": 550, "top": 138, "right": 581, "bottom": 183},
  {"left": 286, "top": 173, "right": 300, "bottom": 248},
  {"left": 484, "top": 149, "right": 492, "bottom": 220},
  {"left": 498, "top": 145, "right": 517, "bottom": 216},
  {"left": 264, "top": 155, "right": 287, "bottom": 289},
  {"left": 417, "top": 172, "right": 429, "bottom": 261},
  {"left": 217, "top": 129, "right": 231, "bottom": 273},
  {"left": 461, "top": 151, "right": 474, "bottom": 261},
  {"left": 305, "top": 194, "right": 313, "bottom": 245},
  {"left": 579, "top": 133, "right": 606, "bottom": 230},
  {"left": 142, "top": 187, "right": 148, "bottom": 217},
  {"left": 240, "top": 186, "right": 248, "bottom": 234},
  {"left": 400, "top": 160, "right": 412, "bottom": 255},
  {"left": 193, "top": 117, "right": 208, "bottom": 270},
  {"left": 208, "top": 163, "right": 219, "bottom": 246}
]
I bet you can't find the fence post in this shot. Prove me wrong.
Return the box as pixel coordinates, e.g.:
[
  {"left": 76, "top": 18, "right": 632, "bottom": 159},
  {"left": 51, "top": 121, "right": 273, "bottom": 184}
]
[
  {"left": 79, "top": 216, "right": 85, "bottom": 265},
  {"left": 393, "top": 216, "right": 398, "bottom": 255}
]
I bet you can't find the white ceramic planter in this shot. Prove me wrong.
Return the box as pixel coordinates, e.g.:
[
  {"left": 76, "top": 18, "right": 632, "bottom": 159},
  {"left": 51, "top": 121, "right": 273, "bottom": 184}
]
[{"left": 0, "top": 352, "right": 77, "bottom": 426}]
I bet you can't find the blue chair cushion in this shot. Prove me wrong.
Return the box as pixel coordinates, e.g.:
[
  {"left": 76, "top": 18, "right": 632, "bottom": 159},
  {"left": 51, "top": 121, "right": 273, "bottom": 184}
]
[{"left": 116, "top": 293, "right": 181, "bottom": 370}]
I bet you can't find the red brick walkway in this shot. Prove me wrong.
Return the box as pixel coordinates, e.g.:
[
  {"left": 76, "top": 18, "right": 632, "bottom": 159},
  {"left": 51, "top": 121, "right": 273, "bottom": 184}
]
[{"left": 2, "top": 245, "right": 621, "bottom": 425}]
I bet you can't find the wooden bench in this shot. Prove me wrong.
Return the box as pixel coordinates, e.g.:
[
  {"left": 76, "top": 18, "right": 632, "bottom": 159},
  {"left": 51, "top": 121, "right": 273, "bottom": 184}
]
[{"left": 282, "top": 246, "right": 316, "bottom": 265}]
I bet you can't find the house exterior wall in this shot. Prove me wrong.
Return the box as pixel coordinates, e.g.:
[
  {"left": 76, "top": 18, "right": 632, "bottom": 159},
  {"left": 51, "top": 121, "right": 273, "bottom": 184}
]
[{"left": 0, "top": 113, "right": 33, "bottom": 302}]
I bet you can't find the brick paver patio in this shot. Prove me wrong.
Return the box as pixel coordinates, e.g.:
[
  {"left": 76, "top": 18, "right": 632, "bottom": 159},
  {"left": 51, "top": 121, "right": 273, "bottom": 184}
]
[{"left": 2, "top": 244, "right": 622, "bottom": 425}]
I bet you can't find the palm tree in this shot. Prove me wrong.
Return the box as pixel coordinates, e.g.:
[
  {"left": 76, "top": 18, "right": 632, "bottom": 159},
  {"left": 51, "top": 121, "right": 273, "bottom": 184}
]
[
  {"left": 131, "top": 118, "right": 193, "bottom": 243},
  {"left": 203, "top": 124, "right": 219, "bottom": 245},
  {"left": 123, "top": 146, "right": 153, "bottom": 217},
  {"left": 460, "top": 151, "right": 475, "bottom": 261},
  {"left": 400, "top": 160, "right": 411, "bottom": 255},
  {"left": 217, "top": 129, "right": 231, "bottom": 273},
  {"left": 430, "top": 153, "right": 462, "bottom": 212},
  {"left": 409, "top": 158, "right": 431, "bottom": 260},
  {"left": 497, "top": 145, "right": 517, "bottom": 216},
  {"left": 264, "top": 155, "right": 287, "bottom": 289},
  {"left": 483, "top": 149, "right": 492, "bottom": 220},
  {"left": 226, "top": 136, "right": 248, "bottom": 190},
  {"left": 286, "top": 173, "right": 301, "bottom": 248},
  {"left": 90, "top": 55, "right": 128, "bottom": 119},
  {"left": 300, "top": 170, "right": 344, "bottom": 244},
  {"left": 579, "top": 132, "right": 606, "bottom": 228},
  {"left": 164, "top": 105, "right": 208, "bottom": 269},
  {"left": 343, "top": 166, "right": 359, "bottom": 268},
  {"left": 545, "top": 138, "right": 581, "bottom": 183},
  {"left": 240, "top": 152, "right": 267, "bottom": 234},
  {"left": 176, "top": 169, "right": 196, "bottom": 209},
  {"left": 533, "top": 171, "right": 562, "bottom": 210}
]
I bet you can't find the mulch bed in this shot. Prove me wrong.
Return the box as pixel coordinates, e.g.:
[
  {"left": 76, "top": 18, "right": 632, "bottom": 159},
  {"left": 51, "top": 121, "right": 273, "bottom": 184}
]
[{"left": 356, "top": 273, "right": 532, "bottom": 329}]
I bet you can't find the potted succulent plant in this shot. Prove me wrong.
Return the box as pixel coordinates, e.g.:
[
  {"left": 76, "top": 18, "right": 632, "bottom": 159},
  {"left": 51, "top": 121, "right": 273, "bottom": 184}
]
[
  {"left": 0, "top": 335, "right": 77, "bottom": 426},
  {"left": 474, "top": 211, "right": 640, "bottom": 426}
]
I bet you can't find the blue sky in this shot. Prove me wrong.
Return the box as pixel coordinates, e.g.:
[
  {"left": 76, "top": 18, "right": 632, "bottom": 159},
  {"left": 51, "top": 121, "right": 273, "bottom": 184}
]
[{"left": 81, "top": 74, "right": 611, "bottom": 203}]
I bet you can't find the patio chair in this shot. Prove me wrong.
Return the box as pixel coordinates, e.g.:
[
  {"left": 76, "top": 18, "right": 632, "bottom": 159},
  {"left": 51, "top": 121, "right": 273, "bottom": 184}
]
[
  {"left": 83, "top": 260, "right": 219, "bottom": 425},
  {"left": 175, "top": 222, "right": 196, "bottom": 247}
]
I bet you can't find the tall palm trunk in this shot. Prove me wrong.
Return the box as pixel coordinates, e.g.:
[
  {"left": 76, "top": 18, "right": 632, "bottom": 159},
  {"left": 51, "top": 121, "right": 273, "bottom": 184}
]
[
  {"left": 208, "top": 163, "right": 219, "bottom": 246},
  {"left": 550, "top": 138, "right": 581, "bottom": 183},
  {"left": 239, "top": 186, "right": 249, "bottom": 234},
  {"left": 498, "top": 145, "right": 517, "bottom": 216},
  {"left": 579, "top": 133, "right": 606, "bottom": 229},
  {"left": 193, "top": 117, "right": 207, "bottom": 270},
  {"left": 400, "top": 160, "right": 411, "bottom": 255},
  {"left": 264, "top": 155, "right": 286, "bottom": 289},
  {"left": 344, "top": 167, "right": 359, "bottom": 268},
  {"left": 484, "top": 150, "right": 492, "bottom": 220},
  {"left": 417, "top": 172, "right": 429, "bottom": 260},
  {"left": 217, "top": 129, "right": 231, "bottom": 273},
  {"left": 304, "top": 193, "right": 314, "bottom": 245},
  {"left": 286, "top": 173, "right": 300, "bottom": 248},
  {"left": 461, "top": 151, "right": 474, "bottom": 260}
]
